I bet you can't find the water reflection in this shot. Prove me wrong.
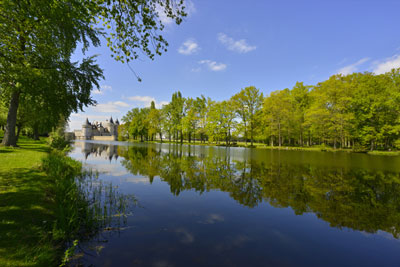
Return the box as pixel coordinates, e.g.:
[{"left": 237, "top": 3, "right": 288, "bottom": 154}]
[
  {"left": 75, "top": 141, "right": 119, "bottom": 161},
  {"left": 80, "top": 142, "right": 400, "bottom": 239}
]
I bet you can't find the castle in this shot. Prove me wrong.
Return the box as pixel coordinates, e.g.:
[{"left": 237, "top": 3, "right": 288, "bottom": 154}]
[{"left": 74, "top": 117, "right": 119, "bottom": 141}]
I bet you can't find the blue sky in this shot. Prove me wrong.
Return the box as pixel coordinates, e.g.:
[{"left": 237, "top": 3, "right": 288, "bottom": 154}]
[{"left": 68, "top": 0, "right": 400, "bottom": 130}]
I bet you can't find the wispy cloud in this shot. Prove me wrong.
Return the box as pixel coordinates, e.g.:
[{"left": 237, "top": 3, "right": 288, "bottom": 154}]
[
  {"left": 337, "top": 58, "right": 369, "bottom": 75},
  {"left": 217, "top": 33, "right": 256, "bottom": 53},
  {"left": 127, "top": 96, "right": 168, "bottom": 108},
  {"left": 92, "top": 101, "right": 129, "bottom": 113},
  {"left": 178, "top": 39, "right": 199, "bottom": 55},
  {"left": 157, "top": 101, "right": 169, "bottom": 108},
  {"left": 373, "top": 54, "right": 400, "bottom": 74},
  {"left": 199, "top": 60, "right": 227, "bottom": 71},
  {"left": 68, "top": 113, "right": 119, "bottom": 131},
  {"left": 191, "top": 67, "right": 201, "bottom": 73},
  {"left": 93, "top": 84, "right": 113, "bottom": 95},
  {"left": 156, "top": 0, "right": 196, "bottom": 25},
  {"left": 113, "top": 101, "right": 129, "bottom": 107}
]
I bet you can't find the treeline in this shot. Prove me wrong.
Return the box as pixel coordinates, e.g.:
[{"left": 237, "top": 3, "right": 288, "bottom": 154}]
[{"left": 120, "top": 69, "right": 400, "bottom": 151}]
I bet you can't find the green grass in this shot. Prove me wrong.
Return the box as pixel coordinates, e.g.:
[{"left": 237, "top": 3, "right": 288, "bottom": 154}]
[
  {"left": 0, "top": 137, "right": 57, "bottom": 266},
  {"left": 0, "top": 134, "right": 133, "bottom": 266},
  {"left": 367, "top": 150, "right": 400, "bottom": 156}
]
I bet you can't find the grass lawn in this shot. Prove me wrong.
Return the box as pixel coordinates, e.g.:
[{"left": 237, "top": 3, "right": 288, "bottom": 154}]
[{"left": 0, "top": 136, "right": 58, "bottom": 266}]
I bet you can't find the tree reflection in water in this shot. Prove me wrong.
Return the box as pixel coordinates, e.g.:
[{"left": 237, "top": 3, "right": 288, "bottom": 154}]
[{"left": 81, "top": 142, "right": 400, "bottom": 239}]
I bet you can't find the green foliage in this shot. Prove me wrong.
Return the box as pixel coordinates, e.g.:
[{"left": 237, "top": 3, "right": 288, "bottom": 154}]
[
  {"left": 48, "top": 121, "right": 71, "bottom": 151},
  {"left": 41, "top": 151, "right": 136, "bottom": 265},
  {"left": 0, "top": 0, "right": 187, "bottom": 146},
  {"left": 41, "top": 151, "right": 84, "bottom": 241},
  {"left": 119, "top": 69, "right": 400, "bottom": 151},
  {"left": 60, "top": 240, "right": 78, "bottom": 267}
]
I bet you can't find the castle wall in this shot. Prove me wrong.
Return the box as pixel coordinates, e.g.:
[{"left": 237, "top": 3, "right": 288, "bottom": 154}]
[
  {"left": 74, "top": 118, "right": 118, "bottom": 140},
  {"left": 93, "top": 135, "right": 117, "bottom": 141}
]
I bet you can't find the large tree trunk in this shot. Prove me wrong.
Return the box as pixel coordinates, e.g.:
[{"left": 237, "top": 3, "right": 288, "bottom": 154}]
[{"left": 2, "top": 91, "right": 21, "bottom": 146}]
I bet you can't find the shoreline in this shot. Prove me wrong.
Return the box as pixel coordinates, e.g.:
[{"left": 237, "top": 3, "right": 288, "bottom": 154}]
[{"left": 119, "top": 139, "right": 400, "bottom": 156}]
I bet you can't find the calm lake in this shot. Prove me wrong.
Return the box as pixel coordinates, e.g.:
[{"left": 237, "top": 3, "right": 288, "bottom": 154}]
[{"left": 69, "top": 140, "right": 400, "bottom": 267}]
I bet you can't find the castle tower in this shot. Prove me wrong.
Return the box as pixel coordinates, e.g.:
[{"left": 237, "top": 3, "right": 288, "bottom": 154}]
[
  {"left": 114, "top": 118, "right": 120, "bottom": 138},
  {"left": 103, "top": 117, "right": 114, "bottom": 136},
  {"left": 82, "top": 118, "right": 92, "bottom": 140}
]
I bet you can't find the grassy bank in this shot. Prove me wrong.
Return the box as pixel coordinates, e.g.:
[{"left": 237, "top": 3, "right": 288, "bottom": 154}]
[
  {"left": 0, "top": 137, "right": 55, "bottom": 266},
  {"left": 0, "top": 137, "right": 89, "bottom": 266},
  {"left": 1, "top": 136, "right": 134, "bottom": 266},
  {"left": 126, "top": 139, "right": 400, "bottom": 155}
]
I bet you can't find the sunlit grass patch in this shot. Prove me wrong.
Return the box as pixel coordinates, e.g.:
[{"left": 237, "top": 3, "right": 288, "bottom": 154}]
[{"left": 0, "top": 137, "right": 56, "bottom": 266}]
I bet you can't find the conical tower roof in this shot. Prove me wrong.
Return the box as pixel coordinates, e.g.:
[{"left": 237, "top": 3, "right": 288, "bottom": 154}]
[{"left": 110, "top": 116, "right": 114, "bottom": 123}]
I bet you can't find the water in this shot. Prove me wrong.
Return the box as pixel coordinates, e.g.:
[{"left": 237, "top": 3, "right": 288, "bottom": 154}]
[{"left": 69, "top": 140, "right": 400, "bottom": 267}]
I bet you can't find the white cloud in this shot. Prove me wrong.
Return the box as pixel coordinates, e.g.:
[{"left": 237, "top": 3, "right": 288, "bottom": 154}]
[
  {"left": 156, "top": 0, "right": 195, "bottom": 25},
  {"left": 93, "top": 103, "right": 121, "bottom": 113},
  {"left": 199, "top": 60, "right": 227, "bottom": 71},
  {"left": 155, "top": 4, "right": 174, "bottom": 25},
  {"left": 178, "top": 39, "right": 199, "bottom": 55},
  {"left": 127, "top": 96, "right": 168, "bottom": 108},
  {"left": 373, "top": 55, "right": 400, "bottom": 74},
  {"left": 191, "top": 67, "right": 201, "bottom": 73},
  {"left": 93, "top": 85, "right": 113, "bottom": 95},
  {"left": 114, "top": 101, "right": 129, "bottom": 107},
  {"left": 128, "top": 96, "right": 155, "bottom": 107},
  {"left": 156, "top": 101, "right": 169, "bottom": 108},
  {"left": 92, "top": 101, "right": 129, "bottom": 113},
  {"left": 68, "top": 114, "right": 118, "bottom": 131},
  {"left": 217, "top": 33, "right": 256, "bottom": 53},
  {"left": 185, "top": 1, "right": 196, "bottom": 16},
  {"left": 337, "top": 57, "right": 369, "bottom": 75}
]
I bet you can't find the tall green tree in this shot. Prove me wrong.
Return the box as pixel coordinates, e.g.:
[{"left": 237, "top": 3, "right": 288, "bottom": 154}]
[
  {"left": 194, "top": 95, "right": 208, "bottom": 143},
  {"left": 232, "top": 86, "right": 263, "bottom": 146},
  {"left": 263, "top": 89, "right": 292, "bottom": 147},
  {"left": 170, "top": 91, "right": 185, "bottom": 143},
  {"left": 0, "top": 0, "right": 186, "bottom": 146},
  {"left": 291, "top": 82, "right": 312, "bottom": 146},
  {"left": 182, "top": 98, "right": 197, "bottom": 143},
  {"left": 148, "top": 101, "right": 163, "bottom": 141}
]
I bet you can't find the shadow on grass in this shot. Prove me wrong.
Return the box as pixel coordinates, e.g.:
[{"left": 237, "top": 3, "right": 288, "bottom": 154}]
[{"left": 0, "top": 168, "right": 57, "bottom": 266}]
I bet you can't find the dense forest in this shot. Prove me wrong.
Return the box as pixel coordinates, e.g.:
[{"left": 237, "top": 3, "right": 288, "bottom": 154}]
[{"left": 120, "top": 69, "right": 400, "bottom": 151}]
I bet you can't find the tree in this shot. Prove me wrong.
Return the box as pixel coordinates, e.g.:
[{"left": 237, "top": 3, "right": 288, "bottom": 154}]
[
  {"left": 0, "top": 0, "right": 186, "bottom": 146},
  {"left": 291, "top": 82, "right": 311, "bottom": 146},
  {"left": 232, "top": 86, "right": 263, "bottom": 146},
  {"left": 170, "top": 91, "right": 185, "bottom": 143},
  {"left": 263, "top": 89, "right": 292, "bottom": 147},
  {"left": 161, "top": 103, "right": 174, "bottom": 142},
  {"left": 194, "top": 95, "right": 208, "bottom": 143},
  {"left": 147, "top": 101, "right": 163, "bottom": 141},
  {"left": 182, "top": 98, "right": 197, "bottom": 143}
]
